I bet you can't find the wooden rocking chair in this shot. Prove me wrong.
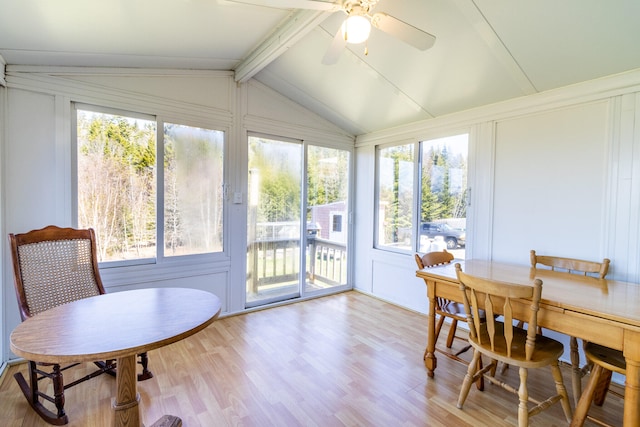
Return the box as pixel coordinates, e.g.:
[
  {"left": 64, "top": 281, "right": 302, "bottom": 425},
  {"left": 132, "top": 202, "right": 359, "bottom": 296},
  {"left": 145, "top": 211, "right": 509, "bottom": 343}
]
[{"left": 9, "top": 225, "right": 153, "bottom": 425}]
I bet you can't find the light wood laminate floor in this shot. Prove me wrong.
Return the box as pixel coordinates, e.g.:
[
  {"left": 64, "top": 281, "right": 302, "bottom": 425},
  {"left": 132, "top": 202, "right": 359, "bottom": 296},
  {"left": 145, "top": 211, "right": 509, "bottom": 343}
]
[{"left": 1, "top": 291, "right": 624, "bottom": 426}]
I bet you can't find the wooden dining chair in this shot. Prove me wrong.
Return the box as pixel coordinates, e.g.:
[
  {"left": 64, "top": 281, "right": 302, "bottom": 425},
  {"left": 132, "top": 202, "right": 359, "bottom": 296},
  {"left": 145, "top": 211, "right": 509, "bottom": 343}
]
[
  {"left": 530, "top": 249, "right": 611, "bottom": 406},
  {"left": 415, "top": 250, "right": 484, "bottom": 390},
  {"left": 415, "top": 250, "right": 471, "bottom": 357},
  {"left": 9, "top": 225, "right": 153, "bottom": 425},
  {"left": 570, "top": 343, "right": 625, "bottom": 427},
  {"left": 454, "top": 263, "right": 572, "bottom": 427}
]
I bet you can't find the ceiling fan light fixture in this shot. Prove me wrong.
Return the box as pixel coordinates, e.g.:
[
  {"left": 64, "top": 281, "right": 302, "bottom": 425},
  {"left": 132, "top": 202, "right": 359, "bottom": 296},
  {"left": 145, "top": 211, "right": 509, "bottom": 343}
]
[{"left": 341, "top": 15, "right": 371, "bottom": 44}]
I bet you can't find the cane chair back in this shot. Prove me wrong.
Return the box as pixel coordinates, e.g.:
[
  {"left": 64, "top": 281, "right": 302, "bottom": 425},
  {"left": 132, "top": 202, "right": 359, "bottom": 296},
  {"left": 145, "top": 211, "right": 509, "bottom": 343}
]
[
  {"left": 530, "top": 249, "right": 611, "bottom": 406},
  {"left": 454, "top": 263, "right": 572, "bottom": 427},
  {"left": 9, "top": 225, "right": 152, "bottom": 425},
  {"left": 11, "top": 226, "right": 105, "bottom": 320}
]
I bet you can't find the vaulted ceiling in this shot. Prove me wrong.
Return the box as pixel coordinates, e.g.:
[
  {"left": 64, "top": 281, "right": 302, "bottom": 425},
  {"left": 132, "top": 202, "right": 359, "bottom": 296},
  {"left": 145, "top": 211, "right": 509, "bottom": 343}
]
[{"left": 1, "top": 0, "right": 639, "bottom": 136}]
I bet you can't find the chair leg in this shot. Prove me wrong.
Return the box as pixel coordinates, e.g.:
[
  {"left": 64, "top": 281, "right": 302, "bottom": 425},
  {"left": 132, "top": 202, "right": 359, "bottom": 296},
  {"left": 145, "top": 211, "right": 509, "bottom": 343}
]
[
  {"left": 457, "top": 350, "right": 481, "bottom": 409},
  {"left": 475, "top": 356, "right": 484, "bottom": 391},
  {"left": 425, "top": 315, "right": 446, "bottom": 360},
  {"left": 571, "top": 364, "right": 605, "bottom": 427},
  {"left": 592, "top": 368, "right": 612, "bottom": 407},
  {"left": 51, "top": 364, "right": 66, "bottom": 420},
  {"left": 550, "top": 362, "right": 573, "bottom": 423},
  {"left": 435, "top": 314, "right": 445, "bottom": 341},
  {"left": 446, "top": 319, "right": 458, "bottom": 348},
  {"left": 138, "top": 352, "right": 153, "bottom": 381},
  {"left": 517, "top": 367, "right": 529, "bottom": 427},
  {"left": 491, "top": 359, "right": 501, "bottom": 377},
  {"left": 28, "top": 360, "right": 38, "bottom": 401},
  {"left": 14, "top": 362, "right": 69, "bottom": 425},
  {"left": 570, "top": 336, "right": 583, "bottom": 406}
]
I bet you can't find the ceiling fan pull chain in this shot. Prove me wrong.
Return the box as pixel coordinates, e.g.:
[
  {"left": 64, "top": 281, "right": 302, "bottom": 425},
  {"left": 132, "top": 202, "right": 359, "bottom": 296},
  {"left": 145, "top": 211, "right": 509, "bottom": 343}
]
[{"left": 364, "top": 40, "right": 369, "bottom": 56}]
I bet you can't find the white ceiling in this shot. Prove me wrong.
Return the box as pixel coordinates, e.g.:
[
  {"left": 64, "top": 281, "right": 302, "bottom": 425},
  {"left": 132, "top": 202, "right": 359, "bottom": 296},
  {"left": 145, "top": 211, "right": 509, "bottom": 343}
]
[{"left": 1, "top": 0, "right": 639, "bottom": 136}]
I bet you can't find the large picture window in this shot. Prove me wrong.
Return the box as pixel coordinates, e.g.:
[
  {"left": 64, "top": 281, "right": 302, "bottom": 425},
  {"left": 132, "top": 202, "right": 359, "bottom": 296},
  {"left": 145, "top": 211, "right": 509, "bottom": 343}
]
[
  {"left": 375, "top": 133, "right": 468, "bottom": 256},
  {"left": 75, "top": 105, "right": 225, "bottom": 263}
]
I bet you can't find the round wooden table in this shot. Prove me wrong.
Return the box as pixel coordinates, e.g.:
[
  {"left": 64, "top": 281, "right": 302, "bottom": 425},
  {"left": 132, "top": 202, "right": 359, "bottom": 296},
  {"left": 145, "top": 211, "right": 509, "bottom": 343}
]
[{"left": 10, "top": 287, "right": 222, "bottom": 427}]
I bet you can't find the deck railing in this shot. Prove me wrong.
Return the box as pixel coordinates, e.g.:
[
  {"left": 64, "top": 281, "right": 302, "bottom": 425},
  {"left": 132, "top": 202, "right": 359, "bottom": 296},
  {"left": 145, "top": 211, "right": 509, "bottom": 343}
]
[
  {"left": 307, "top": 237, "right": 347, "bottom": 286},
  {"left": 247, "top": 236, "right": 347, "bottom": 294}
]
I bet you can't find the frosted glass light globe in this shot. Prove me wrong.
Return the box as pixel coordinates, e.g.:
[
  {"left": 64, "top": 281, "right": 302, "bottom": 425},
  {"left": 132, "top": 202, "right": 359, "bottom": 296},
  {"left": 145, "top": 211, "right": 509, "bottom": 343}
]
[{"left": 341, "top": 15, "right": 371, "bottom": 44}]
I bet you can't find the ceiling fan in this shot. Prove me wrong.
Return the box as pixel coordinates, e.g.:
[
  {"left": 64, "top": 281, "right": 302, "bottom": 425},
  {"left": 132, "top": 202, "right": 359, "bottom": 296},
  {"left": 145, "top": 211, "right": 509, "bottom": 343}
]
[{"left": 225, "top": 0, "right": 436, "bottom": 64}]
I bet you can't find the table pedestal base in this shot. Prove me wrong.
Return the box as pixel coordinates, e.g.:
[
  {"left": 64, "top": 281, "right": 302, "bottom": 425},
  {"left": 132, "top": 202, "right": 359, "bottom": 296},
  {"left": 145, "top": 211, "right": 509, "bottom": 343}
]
[
  {"left": 150, "top": 415, "right": 182, "bottom": 427},
  {"left": 113, "top": 355, "right": 183, "bottom": 427},
  {"left": 113, "top": 356, "right": 141, "bottom": 426}
]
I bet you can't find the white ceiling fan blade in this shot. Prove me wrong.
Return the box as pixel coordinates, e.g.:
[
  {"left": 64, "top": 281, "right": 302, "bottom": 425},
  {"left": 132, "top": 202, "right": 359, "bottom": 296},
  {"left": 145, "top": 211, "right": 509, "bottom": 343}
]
[
  {"left": 371, "top": 12, "right": 436, "bottom": 51},
  {"left": 322, "top": 28, "right": 347, "bottom": 65},
  {"left": 221, "top": 0, "right": 341, "bottom": 11}
]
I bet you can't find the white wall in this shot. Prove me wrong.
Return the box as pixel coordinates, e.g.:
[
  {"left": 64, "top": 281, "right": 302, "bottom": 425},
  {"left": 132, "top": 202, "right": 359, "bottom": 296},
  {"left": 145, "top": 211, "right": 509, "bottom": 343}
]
[
  {"left": 0, "top": 68, "right": 354, "bottom": 363},
  {"left": 353, "top": 70, "right": 640, "bottom": 309},
  {"left": 492, "top": 102, "right": 609, "bottom": 265}
]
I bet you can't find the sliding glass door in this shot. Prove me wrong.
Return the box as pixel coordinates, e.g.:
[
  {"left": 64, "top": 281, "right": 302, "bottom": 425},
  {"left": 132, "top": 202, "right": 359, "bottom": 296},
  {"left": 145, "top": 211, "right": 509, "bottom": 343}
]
[
  {"left": 247, "top": 135, "right": 302, "bottom": 306},
  {"left": 305, "top": 146, "right": 350, "bottom": 294},
  {"left": 246, "top": 135, "right": 350, "bottom": 307}
]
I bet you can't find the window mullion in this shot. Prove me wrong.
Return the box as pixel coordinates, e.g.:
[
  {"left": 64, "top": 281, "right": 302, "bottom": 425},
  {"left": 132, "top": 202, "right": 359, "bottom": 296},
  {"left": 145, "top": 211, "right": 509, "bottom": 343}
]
[{"left": 157, "top": 118, "right": 166, "bottom": 263}]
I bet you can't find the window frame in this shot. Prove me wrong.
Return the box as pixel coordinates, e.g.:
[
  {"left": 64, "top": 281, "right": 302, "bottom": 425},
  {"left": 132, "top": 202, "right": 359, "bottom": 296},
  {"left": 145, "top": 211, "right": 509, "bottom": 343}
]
[
  {"left": 72, "top": 102, "right": 229, "bottom": 268},
  {"left": 332, "top": 214, "right": 342, "bottom": 232},
  {"left": 374, "top": 140, "right": 418, "bottom": 254},
  {"left": 417, "top": 133, "right": 470, "bottom": 255},
  {"left": 374, "top": 131, "right": 470, "bottom": 255}
]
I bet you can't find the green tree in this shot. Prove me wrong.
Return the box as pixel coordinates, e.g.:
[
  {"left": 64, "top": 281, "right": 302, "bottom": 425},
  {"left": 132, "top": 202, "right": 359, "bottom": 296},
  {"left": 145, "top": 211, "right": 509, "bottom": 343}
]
[
  {"left": 379, "top": 145, "right": 414, "bottom": 243},
  {"left": 420, "top": 144, "right": 467, "bottom": 223},
  {"left": 164, "top": 124, "right": 224, "bottom": 255},
  {"left": 307, "top": 147, "right": 348, "bottom": 207},
  {"left": 78, "top": 112, "right": 156, "bottom": 260},
  {"left": 248, "top": 138, "right": 301, "bottom": 223}
]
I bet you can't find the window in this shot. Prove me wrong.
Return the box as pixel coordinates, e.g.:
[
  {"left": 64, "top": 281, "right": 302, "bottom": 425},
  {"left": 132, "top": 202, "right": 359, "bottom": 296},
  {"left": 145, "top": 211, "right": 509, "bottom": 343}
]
[
  {"left": 332, "top": 214, "right": 342, "bottom": 232},
  {"left": 418, "top": 134, "right": 468, "bottom": 257},
  {"left": 163, "top": 123, "right": 224, "bottom": 257},
  {"left": 75, "top": 105, "right": 225, "bottom": 263},
  {"left": 374, "top": 134, "right": 468, "bottom": 255},
  {"left": 375, "top": 143, "right": 415, "bottom": 250}
]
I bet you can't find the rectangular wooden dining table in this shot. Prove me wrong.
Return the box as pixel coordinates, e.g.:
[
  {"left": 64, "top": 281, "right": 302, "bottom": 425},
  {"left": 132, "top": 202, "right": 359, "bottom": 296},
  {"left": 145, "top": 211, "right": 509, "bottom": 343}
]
[{"left": 416, "top": 259, "right": 640, "bottom": 427}]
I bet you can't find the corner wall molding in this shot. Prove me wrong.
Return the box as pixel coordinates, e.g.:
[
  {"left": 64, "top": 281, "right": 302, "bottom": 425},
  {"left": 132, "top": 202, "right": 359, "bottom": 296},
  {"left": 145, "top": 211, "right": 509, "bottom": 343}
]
[{"left": 0, "top": 54, "right": 6, "bottom": 87}]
